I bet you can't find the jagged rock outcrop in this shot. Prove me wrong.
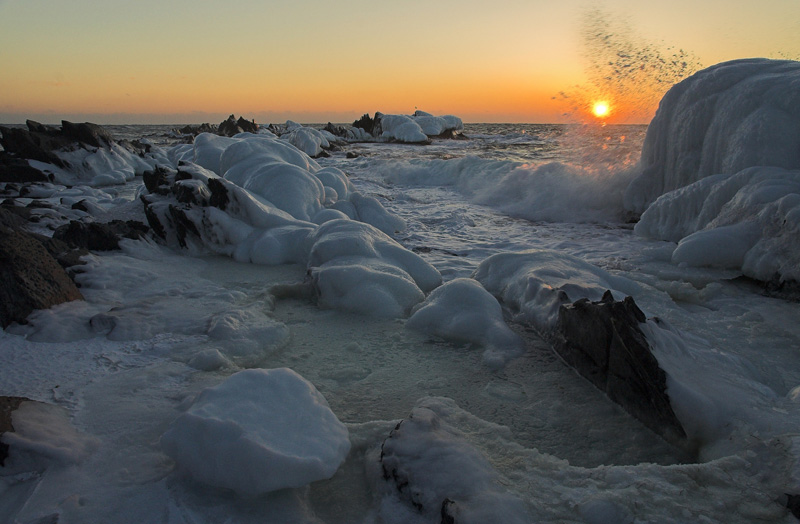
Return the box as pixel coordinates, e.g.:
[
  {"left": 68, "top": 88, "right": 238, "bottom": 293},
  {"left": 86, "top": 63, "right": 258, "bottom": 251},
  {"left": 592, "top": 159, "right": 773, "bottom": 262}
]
[
  {"left": 172, "top": 123, "right": 217, "bottom": 137},
  {"left": 552, "top": 291, "right": 687, "bottom": 447},
  {"left": 217, "top": 115, "right": 259, "bottom": 137},
  {"left": 352, "top": 113, "right": 376, "bottom": 135}
]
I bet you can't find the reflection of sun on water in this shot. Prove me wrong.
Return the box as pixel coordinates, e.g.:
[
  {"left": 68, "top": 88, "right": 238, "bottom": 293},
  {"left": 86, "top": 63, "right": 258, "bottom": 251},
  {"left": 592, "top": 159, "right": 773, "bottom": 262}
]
[{"left": 592, "top": 101, "right": 610, "bottom": 118}]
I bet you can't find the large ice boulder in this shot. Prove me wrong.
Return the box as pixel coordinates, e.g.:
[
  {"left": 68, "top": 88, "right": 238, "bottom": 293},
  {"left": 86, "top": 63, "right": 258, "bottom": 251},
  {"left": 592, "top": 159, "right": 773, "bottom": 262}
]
[
  {"left": 161, "top": 368, "right": 350, "bottom": 496},
  {"left": 624, "top": 59, "right": 800, "bottom": 283},
  {"left": 625, "top": 59, "right": 800, "bottom": 213}
]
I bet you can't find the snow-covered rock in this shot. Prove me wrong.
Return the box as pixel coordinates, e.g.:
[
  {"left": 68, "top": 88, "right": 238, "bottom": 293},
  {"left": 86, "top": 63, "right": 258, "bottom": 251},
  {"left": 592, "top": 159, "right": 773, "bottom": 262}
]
[
  {"left": 406, "top": 278, "right": 525, "bottom": 368},
  {"left": 625, "top": 59, "right": 800, "bottom": 282},
  {"left": 281, "top": 126, "right": 331, "bottom": 158},
  {"left": 161, "top": 368, "right": 350, "bottom": 496}
]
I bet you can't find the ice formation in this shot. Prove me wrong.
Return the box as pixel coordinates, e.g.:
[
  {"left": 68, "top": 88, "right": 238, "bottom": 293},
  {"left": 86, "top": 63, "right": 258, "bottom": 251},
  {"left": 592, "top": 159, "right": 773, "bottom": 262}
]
[
  {"left": 625, "top": 59, "right": 800, "bottom": 282},
  {"left": 406, "top": 278, "right": 525, "bottom": 368},
  {"left": 161, "top": 368, "right": 350, "bottom": 496}
]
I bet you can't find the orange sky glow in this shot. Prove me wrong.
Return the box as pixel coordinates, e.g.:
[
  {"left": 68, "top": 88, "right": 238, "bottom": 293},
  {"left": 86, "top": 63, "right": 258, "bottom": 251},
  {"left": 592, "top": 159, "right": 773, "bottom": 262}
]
[{"left": 1, "top": 0, "right": 798, "bottom": 125}]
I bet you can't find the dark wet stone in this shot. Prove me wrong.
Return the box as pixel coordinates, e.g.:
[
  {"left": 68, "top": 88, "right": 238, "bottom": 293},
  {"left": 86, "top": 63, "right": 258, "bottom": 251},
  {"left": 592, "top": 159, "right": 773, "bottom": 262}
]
[
  {"left": 552, "top": 291, "right": 688, "bottom": 448},
  {"left": 0, "top": 227, "right": 83, "bottom": 328},
  {"left": 0, "top": 152, "right": 50, "bottom": 183},
  {"left": 218, "top": 114, "right": 259, "bottom": 137},
  {"left": 53, "top": 220, "right": 149, "bottom": 251},
  {"left": 352, "top": 113, "right": 376, "bottom": 135},
  {"left": 59, "top": 120, "right": 114, "bottom": 148}
]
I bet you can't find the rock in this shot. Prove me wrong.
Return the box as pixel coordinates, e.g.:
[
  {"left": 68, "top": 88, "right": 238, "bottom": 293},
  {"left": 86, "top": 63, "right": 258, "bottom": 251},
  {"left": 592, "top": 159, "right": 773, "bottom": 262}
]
[
  {"left": 217, "top": 114, "right": 259, "bottom": 137},
  {"left": 0, "top": 396, "right": 31, "bottom": 465},
  {"left": 552, "top": 291, "right": 687, "bottom": 446},
  {"left": 785, "top": 494, "right": 800, "bottom": 519},
  {"left": 59, "top": 120, "right": 114, "bottom": 148},
  {"left": 352, "top": 113, "right": 376, "bottom": 135},
  {"left": 172, "top": 123, "right": 217, "bottom": 136},
  {"left": 0, "top": 226, "right": 84, "bottom": 328},
  {"left": 52, "top": 219, "right": 149, "bottom": 251},
  {"left": 0, "top": 152, "right": 51, "bottom": 183},
  {"left": 324, "top": 122, "right": 350, "bottom": 138}
]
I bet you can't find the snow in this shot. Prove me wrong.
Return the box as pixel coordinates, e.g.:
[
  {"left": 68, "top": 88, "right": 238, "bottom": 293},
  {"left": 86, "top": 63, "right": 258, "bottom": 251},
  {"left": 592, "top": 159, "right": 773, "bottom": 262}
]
[
  {"left": 160, "top": 368, "right": 350, "bottom": 496},
  {"left": 406, "top": 278, "right": 525, "bottom": 368}
]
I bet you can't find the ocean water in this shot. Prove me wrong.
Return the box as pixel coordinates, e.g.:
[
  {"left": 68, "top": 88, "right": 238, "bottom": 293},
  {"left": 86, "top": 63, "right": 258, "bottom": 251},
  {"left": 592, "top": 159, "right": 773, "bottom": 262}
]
[{"left": 2, "top": 122, "right": 799, "bottom": 523}]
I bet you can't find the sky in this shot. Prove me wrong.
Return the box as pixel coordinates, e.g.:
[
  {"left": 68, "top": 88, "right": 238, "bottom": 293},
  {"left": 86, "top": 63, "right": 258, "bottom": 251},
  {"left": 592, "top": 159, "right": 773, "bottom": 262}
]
[{"left": 1, "top": 0, "right": 798, "bottom": 124}]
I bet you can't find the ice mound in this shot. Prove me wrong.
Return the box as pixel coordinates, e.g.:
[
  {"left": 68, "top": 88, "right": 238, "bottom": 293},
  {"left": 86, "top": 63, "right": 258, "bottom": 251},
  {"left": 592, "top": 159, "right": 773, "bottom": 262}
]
[
  {"left": 281, "top": 126, "right": 332, "bottom": 158},
  {"left": 308, "top": 219, "right": 442, "bottom": 318},
  {"left": 406, "top": 278, "right": 525, "bottom": 368},
  {"left": 161, "top": 368, "right": 350, "bottom": 496},
  {"left": 473, "top": 249, "right": 640, "bottom": 331},
  {"left": 636, "top": 165, "right": 800, "bottom": 281},
  {"left": 624, "top": 59, "right": 800, "bottom": 282},
  {"left": 625, "top": 59, "right": 800, "bottom": 213}
]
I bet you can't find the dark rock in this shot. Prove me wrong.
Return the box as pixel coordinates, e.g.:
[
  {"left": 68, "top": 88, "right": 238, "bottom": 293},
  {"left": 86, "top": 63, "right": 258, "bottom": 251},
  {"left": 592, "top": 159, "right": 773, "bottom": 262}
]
[
  {"left": 70, "top": 200, "right": 90, "bottom": 212},
  {"left": 0, "top": 126, "right": 69, "bottom": 168},
  {"left": 352, "top": 113, "right": 375, "bottom": 134},
  {"left": 786, "top": 494, "right": 800, "bottom": 519},
  {"left": 59, "top": 120, "right": 114, "bottom": 148},
  {"left": 53, "top": 220, "right": 149, "bottom": 251},
  {"left": 441, "top": 498, "right": 457, "bottom": 524},
  {"left": 0, "top": 396, "right": 31, "bottom": 465},
  {"left": 218, "top": 115, "right": 259, "bottom": 137},
  {"left": 552, "top": 291, "right": 688, "bottom": 448},
  {"left": 0, "top": 227, "right": 83, "bottom": 328},
  {"left": 142, "top": 165, "right": 176, "bottom": 195},
  {"left": 0, "top": 152, "right": 51, "bottom": 183},
  {"left": 173, "top": 123, "right": 217, "bottom": 136},
  {"left": 207, "top": 178, "right": 230, "bottom": 210},
  {"left": 324, "top": 122, "right": 350, "bottom": 138},
  {"left": 346, "top": 151, "right": 362, "bottom": 159}
]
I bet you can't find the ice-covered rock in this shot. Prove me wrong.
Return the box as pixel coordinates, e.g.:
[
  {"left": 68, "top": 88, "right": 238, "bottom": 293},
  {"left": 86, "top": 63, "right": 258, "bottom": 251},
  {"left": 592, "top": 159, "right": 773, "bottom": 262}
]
[
  {"left": 281, "top": 126, "right": 332, "bottom": 158},
  {"left": 308, "top": 219, "right": 441, "bottom": 318},
  {"left": 473, "top": 250, "right": 689, "bottom": 447},
  {"left": 161, "top": 368, "right": 350, "bottom": 496},
  {"left": 625, "top": 59, "right": 800, "bottom": 282},
  {"left": 625, "top": 59, "right": 800, "bottom": 213},
  {"left": 378, "top": 398, "right": 529, "bottom": 523},
  {"left": 406, "top": 278, "right": 525, "bottom": 368},
  {"left": 0, "top": 120, "right": 162, "bottom": 186},
  {"left": 375, "top": 113, "right": 430, "bottom": 144}
]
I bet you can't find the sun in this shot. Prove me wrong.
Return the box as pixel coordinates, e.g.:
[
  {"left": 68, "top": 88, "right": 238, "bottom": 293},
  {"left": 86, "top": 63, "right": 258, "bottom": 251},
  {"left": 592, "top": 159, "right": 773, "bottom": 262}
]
[{"left": 592, "top": 101, "right": 610, "bottom": 118}]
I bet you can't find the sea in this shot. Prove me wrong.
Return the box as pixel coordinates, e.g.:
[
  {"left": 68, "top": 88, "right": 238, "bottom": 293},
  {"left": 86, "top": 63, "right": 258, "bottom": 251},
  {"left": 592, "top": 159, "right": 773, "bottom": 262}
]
[{"left": 1, "top": 122, "right": 798, "bottom": 523}]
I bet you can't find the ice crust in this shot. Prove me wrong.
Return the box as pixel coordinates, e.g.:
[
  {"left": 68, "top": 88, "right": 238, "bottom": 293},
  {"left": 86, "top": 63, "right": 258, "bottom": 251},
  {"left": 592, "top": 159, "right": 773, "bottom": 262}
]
[
  {"left": 625, "top": 59, "right": 800, "bottom": 282},
  {"left": 161, "top": 368, "right": 350, "bottom": 496}
]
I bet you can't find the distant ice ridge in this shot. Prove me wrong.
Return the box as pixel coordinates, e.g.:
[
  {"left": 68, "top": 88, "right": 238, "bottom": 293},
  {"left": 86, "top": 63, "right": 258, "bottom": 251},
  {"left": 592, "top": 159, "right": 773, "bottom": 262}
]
[{"left": 625, "top": 59, "right": 800, "bottom": 282}]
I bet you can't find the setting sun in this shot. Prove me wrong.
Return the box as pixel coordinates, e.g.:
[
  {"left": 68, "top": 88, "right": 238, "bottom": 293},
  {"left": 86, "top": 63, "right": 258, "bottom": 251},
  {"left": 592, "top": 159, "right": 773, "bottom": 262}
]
[{"left": 592, "top": 101, "right": 610, "bottom": 118}]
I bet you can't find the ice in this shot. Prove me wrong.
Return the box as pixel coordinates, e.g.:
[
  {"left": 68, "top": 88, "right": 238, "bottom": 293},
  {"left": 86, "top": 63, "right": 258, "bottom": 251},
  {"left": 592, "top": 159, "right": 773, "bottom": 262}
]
[
  {"left": 160, "top": 368, "right": 350, "bottom": 496},
  {"left": 473, "top": 249, "right": 641, "bottom": 331},
  {"left": 636, "top": 165, "right": 800, "bottom": 281},
  {"left": 281, "top": 126, "right": 331, "bottom": 158},
  {"left": 625, "top": 59, "right": 800, "bottom": 214},
  {"left": 406, "top": 278, "right": 525, "bottom": 368},
  {"left": 623, "top": 59, "right": 800, "bottom": 281},
  {"left": 2, "top": 401, "right": 99, "bottom": 467},
  {"left": 376, "top": 114, "right": 430, "bottom": 143},
  {"left": 307, "top": 219, "right": 441, "bottom": 317},
  {"left": 376, "top": 156, "right": 636, "bottom": 224}
]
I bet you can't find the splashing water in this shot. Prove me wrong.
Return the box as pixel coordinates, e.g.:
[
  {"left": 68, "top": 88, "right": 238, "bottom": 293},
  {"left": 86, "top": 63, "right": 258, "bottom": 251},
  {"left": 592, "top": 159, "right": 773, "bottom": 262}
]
[{"left": 558, "top": 7, "right": 703, "bottom": 124}]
